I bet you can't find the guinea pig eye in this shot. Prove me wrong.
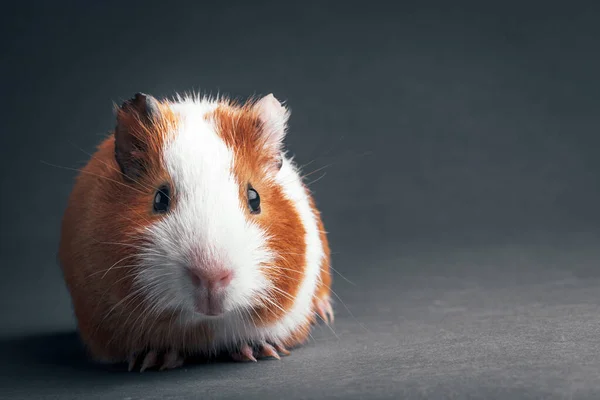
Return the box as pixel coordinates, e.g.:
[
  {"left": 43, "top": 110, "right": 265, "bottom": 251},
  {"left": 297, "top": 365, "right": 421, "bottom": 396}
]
[
  {"left": 153, "top": 185, "right": 171, "bottom": 214},
  {"left": 247, "top": 186, "right": 261, "bottom": 214}
]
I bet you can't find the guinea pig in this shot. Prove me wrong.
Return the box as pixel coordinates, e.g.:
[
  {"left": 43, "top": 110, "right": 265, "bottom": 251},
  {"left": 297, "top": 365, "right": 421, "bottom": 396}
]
[{"left": 57, "top": 91, "right": 334, "bottom": 371}]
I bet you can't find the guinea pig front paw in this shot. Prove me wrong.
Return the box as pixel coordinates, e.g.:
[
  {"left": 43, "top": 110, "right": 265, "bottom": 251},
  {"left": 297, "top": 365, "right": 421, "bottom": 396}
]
[
  {"left": 230, "top": 341, "right": 290, "bottom": 363},
  {"left": 314, "top": 295, "right": 334, "bottom": 325},
  {"left": 128, "top": 349, "right": 185, "bottom": 372}
]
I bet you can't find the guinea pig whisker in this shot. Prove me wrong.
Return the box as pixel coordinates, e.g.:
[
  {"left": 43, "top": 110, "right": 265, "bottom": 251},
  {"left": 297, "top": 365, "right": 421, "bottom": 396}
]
[
  {"left": 145, "top": 288, "right": 176, "bottom": 320},
  {"left": 88, "top": 239, "right": 164, "bottom": 255},
  {"left": 305, "top": 172, "right": 327, "bottom": 187},
  {"left": 264, "top": 287, "right": 296, "bottom": 307},
  {"left": 116, "top": 280, "right": 174, "bottom": 342},
  {"left": 280, "top": 150, "right": 373, "bottom": 188},
  {"left": 264, "top": 278, "right": 345, "bottom": 340},
  {"left": 261, "top": 296, "right": 318, "bottom": 343},
  {"left": 273, "top": 252, "right": 358, "bottom": 288},
  {"left": 96, "top": 274, "right": 171, "bottom": 332},
  {"left": 116, "top": 246, "right": 163, "bottom": 258},
  {"left": 89, "top": 244, "right": 175, "bottom": 265},
  {"left": 328, "top": 288, "right": 370, "bottom": 335},
  {"left": 70, "top": 142, "right": 162, "bottom": 198},
  {"left": 328, "top": 265, "right": 357, "bottom": 286},
  {"left": 314, "top": 311, "right": 340, "bottom": 340},
  {"left": 131, "top": 288, "right": 175, "bottom": 345},
  {"left": 300, "top": 163, "right": 330, "bottom": 180},
  {"left": 114, "top": 210, "right": 153, "bottom": 231},
  {"left": 261, "top": 267, "right": 305, "bottom": 282},
  {"left": 93, "top": 268, "right": 145, "bottom": 302},
  {"left": 265, "top": 267, "right": 350, "bottom": 313},
  {"left": 267, "top": 286, "right": 297, "bottom": 303},
  {"left": 105, "top": 277, "right": 162, "bottom": 316},
  {"left": 230, "top": 311, "right": 242, "bottom": 344},
  {"left": 299, "top": 149, "right": 375, "bottom": 180},
  {"left": 89, "top": 274, "right": 141, "bottom": 329},
  {"left": 133, "top": 271, "right": 177, "bottom": 290},
  {"left": 92, "top": 270, "right": 142, "bottom": 309},
  {"left": 94, "top": 285, "right": 150, "bottom": 337},
  {"left": 297, "top": 158, "right": 317, "bottom": 170},
  {"left": 239, "top": 300, "right": 264, "bottom": 326},
  {"left": 40, "top": 160, "right": 148, "bottom": 196},
  {"left": 274, "top": 254, "right": 299, "bottom": 268},
  {"left": 100, "top": 254, "right": 142, "bottom": 279},
  {"left": 85, "top": 264, "right": 138, "bottom": 279},
  {"left": 257, "top": 295, "right": 288, "bottom": 319},
  {"left": 296, "top": 132, "right": 354, "bottom": 169},
  {"left": 250, "top": 308, "right": 265, "bottom": 326},
  {"left": 166, "top": 301, "right": 184, "bottom": 341},
  {"left": 240, "top": 305, "right": 262, "bottom": 339},
  {"left": 106, "top": 288, "right": 165, "bottom": 349},
  {"left": 261, "top": 272, "right": 305, "bottom": 286}
]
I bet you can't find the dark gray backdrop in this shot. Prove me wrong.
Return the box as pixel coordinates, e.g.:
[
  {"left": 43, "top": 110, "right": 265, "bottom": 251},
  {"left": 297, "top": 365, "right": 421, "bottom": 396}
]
[{"left": 2, "top": 1, "right": 600, "bottom": 399}]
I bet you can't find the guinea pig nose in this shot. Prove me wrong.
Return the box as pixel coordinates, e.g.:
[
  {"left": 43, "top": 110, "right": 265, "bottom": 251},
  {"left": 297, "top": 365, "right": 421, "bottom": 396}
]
[{"left": 189, "top": 268, "right": 234, "bottom": 290}]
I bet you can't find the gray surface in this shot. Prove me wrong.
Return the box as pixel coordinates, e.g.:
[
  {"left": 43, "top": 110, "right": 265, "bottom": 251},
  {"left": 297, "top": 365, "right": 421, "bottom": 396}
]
[
  {"left": 2, "top": 1, "right": 600, "bottom": 399},
  {"left": 3, "top": 242, "right": 600, "bottom": 399}
]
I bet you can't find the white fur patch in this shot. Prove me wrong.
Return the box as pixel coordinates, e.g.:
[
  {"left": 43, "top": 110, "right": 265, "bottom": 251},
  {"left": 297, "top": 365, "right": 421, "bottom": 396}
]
[
  {"left": 133, "top": 94, "right": 323, "bottom": 351},
  {"left": 135, "top": 96, "right": 273, "bottom": 323}
]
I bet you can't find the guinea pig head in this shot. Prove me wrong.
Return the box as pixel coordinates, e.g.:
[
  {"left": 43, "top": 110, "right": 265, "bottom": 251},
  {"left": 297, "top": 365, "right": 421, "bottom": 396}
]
[{"left": 113, "top": 92, "right": 305, "bottom": 322}]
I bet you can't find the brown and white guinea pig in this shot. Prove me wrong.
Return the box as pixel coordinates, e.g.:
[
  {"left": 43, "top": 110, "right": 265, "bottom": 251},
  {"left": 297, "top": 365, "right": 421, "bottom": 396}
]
[{"left": 57, "top": 91, "right": 333, "bottom": 371}]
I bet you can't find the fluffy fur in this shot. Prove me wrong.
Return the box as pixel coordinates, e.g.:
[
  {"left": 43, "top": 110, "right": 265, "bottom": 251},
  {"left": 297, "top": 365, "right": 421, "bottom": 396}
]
[{"left": 57, "top": 91, "right": 333, "bottom": 366}]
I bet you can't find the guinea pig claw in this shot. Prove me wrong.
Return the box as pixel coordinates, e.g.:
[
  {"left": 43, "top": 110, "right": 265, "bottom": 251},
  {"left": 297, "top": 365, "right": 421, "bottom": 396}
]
[
  {"left": 127, "top": 353, "right": 138, "bottom": 372},
  {"left": 159, "top": 350, "right": 184, "bottom": 371},
  {"left": 231, "top": 342, "right": 288, "bottom": 362},
  {"left": 231, "top": 344, "right": 257, "bottom": 362},
  {"left": 140, "top": 350, "right": 158, "bottom": 372},
  {"left": 315, "top": 297, "right": 335, "bottom": 325},
  {"left": 241, "top": 344, "right": 257, "bottom": 362},
  {"left": 259, "top": 343, "right": 281, "bottom": 360},
  {"left": 272, "top": 342, "right": 291, "bottom": 356}
]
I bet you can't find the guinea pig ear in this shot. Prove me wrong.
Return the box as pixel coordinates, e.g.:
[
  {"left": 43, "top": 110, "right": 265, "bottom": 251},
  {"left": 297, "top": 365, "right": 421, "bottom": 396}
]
[
  {"left": 114, "top": 92, "right": 161, "bottom": 181},
  {"left": 254, "top": 93, "right": 290, "bottom": 156}
]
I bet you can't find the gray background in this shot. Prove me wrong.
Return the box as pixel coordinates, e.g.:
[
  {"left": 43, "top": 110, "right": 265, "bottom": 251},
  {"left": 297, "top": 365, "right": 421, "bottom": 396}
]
[{"left": 2, "top": 0, "right": 600, "bottom": 399}]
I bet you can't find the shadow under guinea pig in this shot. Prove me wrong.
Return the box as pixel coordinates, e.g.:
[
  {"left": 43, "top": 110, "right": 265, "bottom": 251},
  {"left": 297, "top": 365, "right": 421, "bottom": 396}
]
[
  {"left": 0, "top": 330, "right": 270, "bottom": 397},
  {"left": 3, "top": 329, "right": 293, "bottom": 368}
]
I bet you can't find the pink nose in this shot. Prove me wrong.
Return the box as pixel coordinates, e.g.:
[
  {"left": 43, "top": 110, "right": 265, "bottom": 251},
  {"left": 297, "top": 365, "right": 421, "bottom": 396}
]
[{"left": 188, "top": 268, "right": 234, "bottom": 290}]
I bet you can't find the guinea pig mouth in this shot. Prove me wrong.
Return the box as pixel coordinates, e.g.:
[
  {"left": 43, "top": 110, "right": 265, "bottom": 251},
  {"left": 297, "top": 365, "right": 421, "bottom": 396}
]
[
  {"left": 193, "top": 292, "right": 227, "bottom": 317},
  {"left": 186, "top": 267, "right": 234, "bottom": 317}
]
